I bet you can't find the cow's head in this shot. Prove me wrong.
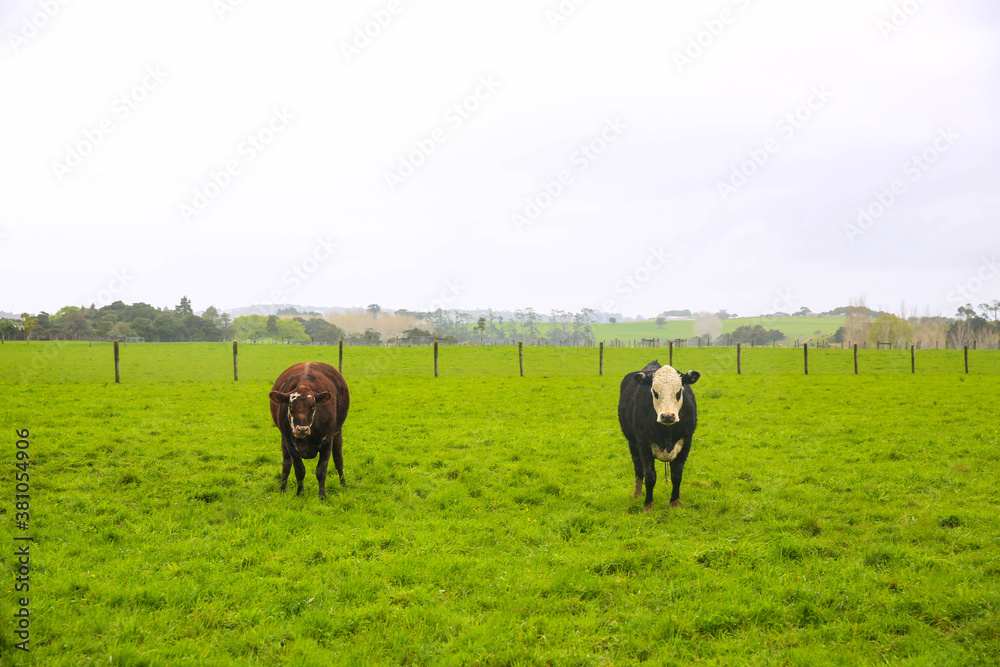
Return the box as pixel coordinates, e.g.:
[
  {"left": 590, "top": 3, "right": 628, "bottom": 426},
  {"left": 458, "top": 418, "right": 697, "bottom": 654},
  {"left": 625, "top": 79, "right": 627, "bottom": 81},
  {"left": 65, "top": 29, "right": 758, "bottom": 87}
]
[
  {"left": 634, "top": 365, "right": 699, "bottom": 425},
  {"left": 269, "top": 387, "right": 332, "bottom": 439}
]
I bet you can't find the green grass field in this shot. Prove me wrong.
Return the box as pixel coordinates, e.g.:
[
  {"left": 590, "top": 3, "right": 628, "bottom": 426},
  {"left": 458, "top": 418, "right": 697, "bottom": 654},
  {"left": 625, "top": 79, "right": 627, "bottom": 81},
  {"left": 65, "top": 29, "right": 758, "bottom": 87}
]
[{"left": 2, "top": 343, "right": 999, "bottom": 665}]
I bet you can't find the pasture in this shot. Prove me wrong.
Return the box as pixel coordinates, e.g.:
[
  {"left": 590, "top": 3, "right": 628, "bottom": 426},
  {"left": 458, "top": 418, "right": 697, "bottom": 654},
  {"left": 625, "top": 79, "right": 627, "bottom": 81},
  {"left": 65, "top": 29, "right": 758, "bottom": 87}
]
[{"left": 2, "top": 343, "right": 999, "bottom": 665}]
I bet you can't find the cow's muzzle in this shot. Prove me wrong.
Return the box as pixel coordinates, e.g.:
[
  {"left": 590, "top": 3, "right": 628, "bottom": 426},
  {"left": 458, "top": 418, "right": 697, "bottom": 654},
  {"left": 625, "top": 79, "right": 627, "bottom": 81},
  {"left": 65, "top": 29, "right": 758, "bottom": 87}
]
[
  {"left": 293, "top": 426, "right": 311, "bottom": 438},
  {"left": 658, "top": 413, "right": 677, "bottom": 425}
]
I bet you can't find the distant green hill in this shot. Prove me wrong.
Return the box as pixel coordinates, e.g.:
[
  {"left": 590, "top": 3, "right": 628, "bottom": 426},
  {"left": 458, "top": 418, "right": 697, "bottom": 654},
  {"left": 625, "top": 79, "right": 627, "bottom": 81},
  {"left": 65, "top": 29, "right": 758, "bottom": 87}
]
[{"left": 517, "top": 316, "right": 845, "bottom": 346}]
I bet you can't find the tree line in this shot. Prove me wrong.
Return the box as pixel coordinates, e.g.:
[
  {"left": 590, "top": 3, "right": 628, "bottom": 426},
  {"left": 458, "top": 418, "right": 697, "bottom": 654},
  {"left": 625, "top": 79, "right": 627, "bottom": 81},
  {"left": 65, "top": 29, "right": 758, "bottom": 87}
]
[{"left": 1, "top": 299, "right": 346, "bottom": 343}]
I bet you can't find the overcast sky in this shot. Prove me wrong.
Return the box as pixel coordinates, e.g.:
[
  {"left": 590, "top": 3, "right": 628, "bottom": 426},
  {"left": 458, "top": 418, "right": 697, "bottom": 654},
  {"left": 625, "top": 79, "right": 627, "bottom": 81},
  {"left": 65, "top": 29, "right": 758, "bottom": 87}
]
[{"left": 1, "top": 0, "right": 998, "bottom": 319}]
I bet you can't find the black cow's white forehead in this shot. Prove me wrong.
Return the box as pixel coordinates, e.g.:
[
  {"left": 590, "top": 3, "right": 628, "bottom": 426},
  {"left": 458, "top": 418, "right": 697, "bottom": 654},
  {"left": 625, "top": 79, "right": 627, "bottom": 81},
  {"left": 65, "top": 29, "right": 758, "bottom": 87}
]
[
  {"left": 288, "top": 391, "right": 315, "bottom": 404},
  {"left": 651, "top": 365, "right": 683, "bottom": 391}
]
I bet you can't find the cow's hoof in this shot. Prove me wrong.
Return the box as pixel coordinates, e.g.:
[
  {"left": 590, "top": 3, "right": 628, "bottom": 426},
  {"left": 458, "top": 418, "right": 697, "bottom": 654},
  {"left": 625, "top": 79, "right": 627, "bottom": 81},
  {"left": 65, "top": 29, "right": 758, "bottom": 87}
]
[
  {"left": 339, "top": 478, "right": 346, "bottom": 486},
  {"left": 643, "top": 503, "right": 654, "bottom": 513},
  {"left": 670, "top": 499, "right": 681, "bottom": 508},
  {"left": 632, "top": 491, "right": 642, "bottom": 499},
  {"left": 318, "top": 494, "right": 326, "bottom": 501}
]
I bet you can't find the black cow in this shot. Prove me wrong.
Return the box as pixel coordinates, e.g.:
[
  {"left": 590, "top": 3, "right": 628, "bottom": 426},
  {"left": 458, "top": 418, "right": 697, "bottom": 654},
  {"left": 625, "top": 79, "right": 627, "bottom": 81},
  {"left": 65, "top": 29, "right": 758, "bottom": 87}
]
[
  {"left": 269, "top": 362, "right": 350, "bottom": 498},
  {"left": 618, "top": 360, "right": 700, "bottom": 512}
]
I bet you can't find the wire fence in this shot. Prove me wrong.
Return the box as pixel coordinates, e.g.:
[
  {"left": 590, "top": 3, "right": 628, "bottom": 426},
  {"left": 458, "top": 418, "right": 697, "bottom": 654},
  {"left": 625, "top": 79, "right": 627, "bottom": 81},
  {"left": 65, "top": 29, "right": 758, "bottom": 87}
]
[{"left": 3, "top": 340, "right": 999, "bottom": 385}]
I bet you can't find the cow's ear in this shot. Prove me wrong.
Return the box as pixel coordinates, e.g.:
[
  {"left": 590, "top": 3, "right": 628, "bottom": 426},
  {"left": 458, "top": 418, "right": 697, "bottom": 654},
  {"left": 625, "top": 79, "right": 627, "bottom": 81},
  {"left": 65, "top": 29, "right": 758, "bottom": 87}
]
[
  {"left": 313, "top": 391, "right": 332, "bottom": 405},
  {"left": 269, "top": 391, "right": 290, "bottom": 404},
  {"left": 634, "top": 371, "right": 653, "bottom": 386},
  {"left": 681, "top": 371, "right": 700, "bottom": 385}
]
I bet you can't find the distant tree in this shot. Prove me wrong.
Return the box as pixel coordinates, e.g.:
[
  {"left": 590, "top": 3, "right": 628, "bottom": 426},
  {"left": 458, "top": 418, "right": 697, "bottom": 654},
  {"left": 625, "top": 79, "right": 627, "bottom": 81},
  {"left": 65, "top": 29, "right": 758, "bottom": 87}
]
[
  {"left": 794, "top": 306, "right": 811, "bottom": 317},
  {"left": 21, "top": 313, "right": 38, "bottom": 340},
  {"left": 402, "top": 327, "right": 432, "bottom": 341},
  {"left": 868, "top": 313, "right": 912, "bottom": 348},
  {"left": 693, "top": 312, "right": 722, "bottom": 342},
  {"left": 175, "top": 296, "right": 194, "bottom": 316},
  {"left": 122, "top": 302, "right": 160, "bottom": 323},
  {"left": 276, "top": 318, "right": 309, "bottom": 342},
  {"left": 715, "top": 309, "right": 731, "bottom": 320},
  {"left": 183, "top": 314, "right": 221, "bottom": 341},
  {"left": 219, "top": 312, "right": 232, "bottom": 340},
  {"left": 130, "top": 317, "right": 155, "bottom": 340},
  {"left": 515, "top": 307, "right": 540, "bottom": 339},
  {"left": 266, "top": 315, "right": 279, "bottom": 339},
  {"left": 830, "top": 327, "right": 846, "bottom": 344},
  {"left": 61, "top": 310, "right": 93, "bottom": 339},
  {"left": 572, "top": 308, "right": 595, "bottom": 343},
  {"left": 367, "top": 304, "right": 381, "bottom": 319},
  {"left": 1, "top": 318, "right": 21, "bottom": 338},
  {"left": 978, "top": 300, "right": 1000, "bottom": 321},
  {"left": 474, "top": 316, "right": 486, "bottom": 335},
  {"left": 153, "top": 311, "right": 184, "bottom": 342},
  {"left": 655, "top": 316, "right": 666, "bottom": 328},
  {"left": 95, "top": 313, "right": 118, "bottom": 337},
  {"left": 302, "top": 318, "right": 344, "bottom": 342},
  {"left": 363, "top": 327, "right": 381, "bottom": 345},
  {"left": 202, "top": 305, "right": 221, "bottom": 325},
  {"left": 276, "top": 306, "right": 300, "bottom": 316},
  {"left": 108, "top": 322, "right": 133, "bottom": 339},
  {"left": 731, "top": 324, "right": 784, "bottom": 345},
  {"left": 233, "top": 315, "right": 267, "bottom": 342},
  {"left": 609, "top": 317, "right": 617, "bottom": 325}
]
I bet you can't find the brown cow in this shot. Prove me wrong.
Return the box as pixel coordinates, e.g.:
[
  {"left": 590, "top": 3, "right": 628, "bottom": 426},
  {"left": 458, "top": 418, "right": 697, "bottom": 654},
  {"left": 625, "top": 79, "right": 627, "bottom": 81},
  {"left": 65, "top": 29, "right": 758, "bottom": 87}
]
[{"left": 268, "top": 362, "right": 350, "bottom": 498}]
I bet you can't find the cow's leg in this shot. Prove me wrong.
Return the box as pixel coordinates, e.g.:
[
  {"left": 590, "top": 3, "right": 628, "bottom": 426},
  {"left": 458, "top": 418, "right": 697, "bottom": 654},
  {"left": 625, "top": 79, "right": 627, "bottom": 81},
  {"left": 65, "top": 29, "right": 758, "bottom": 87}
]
[
  {"left": 292, "top": 454, "right": 307, "bottom": 496},
  {"left": 283, "top": 436, "right": 307, "bottom": 496},
  {"left": 331, "top": 430, "right": 345, "bottom": 486},
  {"left": 315, "top": 440, "right": 331, "bottom": 500},
  {"left": 627, "top": 439, "right": 643, "bottom": 499},
  {"left": 642, "top": 456, "right": 657, "bottom": 512},
  {"left": 668, "top": 445, "right": 691, "bottom": 508},
  {"left": 280, "top": 438, "right": 293, "bottom": 492}
]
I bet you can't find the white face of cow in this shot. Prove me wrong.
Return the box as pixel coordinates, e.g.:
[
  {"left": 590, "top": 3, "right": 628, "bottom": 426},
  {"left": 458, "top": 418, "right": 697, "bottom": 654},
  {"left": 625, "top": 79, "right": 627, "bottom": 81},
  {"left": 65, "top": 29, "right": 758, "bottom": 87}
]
[
  {"left": 635, "top": 364, "right": 699, "bottom": 425},
  {"left": 650, "top": 366, "right": 684, "bottom": 425}
]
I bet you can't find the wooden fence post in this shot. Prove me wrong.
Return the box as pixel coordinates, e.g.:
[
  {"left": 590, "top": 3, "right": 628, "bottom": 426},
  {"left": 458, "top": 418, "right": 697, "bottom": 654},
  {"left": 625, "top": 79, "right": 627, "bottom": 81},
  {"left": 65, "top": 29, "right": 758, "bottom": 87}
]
[
  {"left": 599, "top": 341, "right": 604, "bottom": 376},
  {"left": 803, "top": 342, "right": 808, "bottom": 375},
  {"left": 339, "top": 339, "right": 344, "bottom": 372},
  {"left": 518, "top": 342, "right": 524, "bottom": 377},
  {"left": 233, "top": 341, "right": 239, "bottom": 381},
  {"left": 853, "top": 344, "right": 858, "bottom": 375},
  {"left": 434, "top": 341, "right": 439, "bottom": 378},
  {"left": 669, "top": 341, "right": 673, "bottom": 367},
  {"left": 114, "top": 340, "right": 120, "bottom": 384},
  {"left": 736, "top": 343, "right": 741, "bottom": 375},
  {"left": 911, "top": 345, "right": 915, "bottom": 374},
  {"left": 964, "top": 346, "right": 969, "bottom": 374}
]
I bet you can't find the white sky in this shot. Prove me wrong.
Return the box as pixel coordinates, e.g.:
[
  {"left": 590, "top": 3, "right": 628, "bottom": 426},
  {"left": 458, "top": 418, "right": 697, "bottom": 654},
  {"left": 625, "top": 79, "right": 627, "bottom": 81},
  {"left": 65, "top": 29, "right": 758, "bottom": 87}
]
[{"left": 1, "top": 0, "right": 998, "bottom": 318}]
